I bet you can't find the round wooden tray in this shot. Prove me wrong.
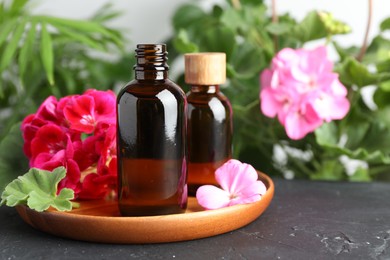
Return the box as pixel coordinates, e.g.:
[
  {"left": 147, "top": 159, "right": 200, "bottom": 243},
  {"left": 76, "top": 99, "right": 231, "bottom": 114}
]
[{"left": 16, "top": 172, "right": 274, "bottom": 244}]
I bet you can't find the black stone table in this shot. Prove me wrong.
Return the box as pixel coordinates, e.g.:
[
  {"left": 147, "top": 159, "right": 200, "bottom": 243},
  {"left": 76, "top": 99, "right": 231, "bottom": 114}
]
[{"left": 1, "top": 178, "right": 390, "bottom": 260}]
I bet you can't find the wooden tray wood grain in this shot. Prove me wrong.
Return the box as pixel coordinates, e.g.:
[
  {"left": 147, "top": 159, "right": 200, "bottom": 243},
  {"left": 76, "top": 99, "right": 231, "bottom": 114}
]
[{"left": 16, "top": 172, "right": 274, "bottom": 244}]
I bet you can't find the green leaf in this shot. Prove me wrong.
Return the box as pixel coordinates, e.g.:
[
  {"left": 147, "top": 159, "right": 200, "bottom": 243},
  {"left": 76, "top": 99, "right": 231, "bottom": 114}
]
[
  {"left": 220, "top": 8, "right": 243, "bottom": 32},
  {"left": 230, "top": 43, "right": 265, "bottom": 79},
  {"left": 336, "top": 57, "right": 390, "bottom": 87},
  {"left": 266, "top": 22, "right": 294, "bottom": 36},
  {"left": 0, "top": 19, "right": 26, "bottom": 71},
  {"left": 380, "top": 17, "right": 390, "bottom": 31},
  {"left": 8, "top": 0, "right": 29, "bottom": 16},
  {"left": 1, "top": 167, "right": 74, "bottom": 212},
  {"left": 221, "top": 4, "right": 267, "bottom": 35},
  {"left": 27, "top": 187, "right": 74, "bottom": 212},
  {"left": 91, "top": 3, "right": 122, "bottom": 23},
  {"left": 364, "top": 36, "right": 390, "bottom": 64},
  {"left": 315, "top": 122, "right": 339, "bottom": 146},
  {"left": 379, "top": 80, "right": 390, "bottom": 92},
  {"left": 0, "top": 123, "right": 28, "bottom": 195},
  {"left": 53, "top": 23, "right": 106, "bottom": 51},
  {"left": 332, "top": 41, "right": 360, "bottom": 62},
  {"left": 39, "top": 15, "right": 123, "bottom": 48},
  {"left": 348, "top": 167, "right": 371, "bottom": 182},
  {"left": 315, "top": 122, "right": 390, "bottom": 164},
  {"left": 212, "top": 5, "right": 224, "bottom": 19},
  {"left": 57, "top": 68, "right": 77, "bottom": 94},
  {"left": 199, "top": 26, "right": 236, "bottom": 60},
  {"left": 376, "top": 60, "right": 390, "bottom": 74},
  {"left": 0, "top": 3, "right": 4, "bottom": 18},
  {"left": 172, "top": 4, "right": 206, "bottom": 31},
  {"left": 292, "top": 11, "right": 327, "bottom": 42},
  {"left": 374, "top": 87, "right": 390, "bottom": 108},
  {"left": 18, "top": 20, "right": 37, "bottom": 82},
  {"left": 40, "top": 22, "right": 54, "bottom": 85},
  {"left": 0, "top": 18, "right": 18, "bottom": 48},
  {"left": 173, "top": 29, "right": 199, "bottom": 53},
  {"left": 240, "top": 0, "right": 263, "bottom": 5},
  {"left": 317, "top": 11, "right": 351, "bottom": 35},
  {"left": 310, "top": 160, "right": 345, "bottom": 181}
]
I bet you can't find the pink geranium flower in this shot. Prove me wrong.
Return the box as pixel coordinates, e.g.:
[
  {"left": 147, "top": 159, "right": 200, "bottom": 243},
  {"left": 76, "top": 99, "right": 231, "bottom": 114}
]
[
  {"left": 21, "top": 89, "right": 117, "bottom": 200},
  {"left": 196, "top": 159, "right": 266, "bottom": 210},
  {"left": 260, "top": 46, "right": 350, "bottom": 140},
  {"left": 63, "top": 89, "right": 116, "bottom": 134},
  {"left": 63, "top": 95, "right": 97, "bottom": 134}
]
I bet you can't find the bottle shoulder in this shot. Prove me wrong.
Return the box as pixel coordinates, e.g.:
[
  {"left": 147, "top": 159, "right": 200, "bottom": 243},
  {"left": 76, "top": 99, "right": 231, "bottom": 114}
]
[
  {"left": 118, "top": 79, "right": 186, "bottom": 100},
  {"left": 187, "top": 91, "right": 231, "bottom": 104}
]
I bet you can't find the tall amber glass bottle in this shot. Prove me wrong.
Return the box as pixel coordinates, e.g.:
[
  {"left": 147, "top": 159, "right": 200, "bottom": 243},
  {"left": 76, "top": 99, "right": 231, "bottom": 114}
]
[
  {"left": 185, "top": 53, "right": 233, "bottom": 194},
  {"left": 117, "top": 44, "right": 187, "bottom": 216}
]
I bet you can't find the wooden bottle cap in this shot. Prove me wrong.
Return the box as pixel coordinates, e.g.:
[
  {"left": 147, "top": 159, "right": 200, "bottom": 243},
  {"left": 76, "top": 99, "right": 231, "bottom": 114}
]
[{"left": 184, "top": 53, "right": 226, "bottom": 85}]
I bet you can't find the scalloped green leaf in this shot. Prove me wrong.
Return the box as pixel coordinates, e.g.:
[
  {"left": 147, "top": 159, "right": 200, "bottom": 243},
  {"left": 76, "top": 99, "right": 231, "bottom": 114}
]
[
  {"left": 230, "top": 43, "right": 265, "bottom": 79},
  {"left": 173, "top": 29, "right": 199, "bottom": 54},
  {"left": 1, "top": 167, "right": 74, "bottom": 212},
  {"left": 199, "top": 26, "right": 236, "bottom": 60},
  {"left": 336, "top": 57, "right": 390, "bottom": 87},
  {"left": 380, "top": 17, "right": 390, "bottom": 32},
  {"left": 373, "top": 87, "right": 390, "bottom": 108},
  {"left": 172, "top": 4, "right": 205, "bottom": 31},
  {"left": 266, "top": 22, "right": 294, "bottom": 36},
  {"left": 315, "top": 123, "right": 390, "bottom": 164},
  {"left": 292, "top": 11, "right": 327, "bottom": 42},
  {"left": 221, "top": 4, "right": 267, "bottom": 34}
]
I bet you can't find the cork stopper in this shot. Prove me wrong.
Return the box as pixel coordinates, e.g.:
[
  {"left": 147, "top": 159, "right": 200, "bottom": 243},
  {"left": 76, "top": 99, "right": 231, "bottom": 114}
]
[{"left": 184, "top": 53, "right": 226, "bottom": 85}]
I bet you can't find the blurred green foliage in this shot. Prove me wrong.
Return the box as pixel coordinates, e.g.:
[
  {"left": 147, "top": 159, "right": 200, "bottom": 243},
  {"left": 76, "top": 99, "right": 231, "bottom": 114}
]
[
  {"left": 0, "top": 0, "right": 134, "bottom": 192},
  {"left": 168, "top": 0, "right": 390, "bottom": 181},
  {"left": 2, "top": 0, "right": 390, "bottom": 191}
]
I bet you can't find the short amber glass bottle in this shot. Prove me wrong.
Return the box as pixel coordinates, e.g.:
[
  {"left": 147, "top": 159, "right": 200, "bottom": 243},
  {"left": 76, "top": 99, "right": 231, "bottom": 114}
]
[
  {"left": 185, "top": 53, "right": 233, "bottom": 194},
  {"left": 117, "top": 44, "right": 188, "bottom": 216}
]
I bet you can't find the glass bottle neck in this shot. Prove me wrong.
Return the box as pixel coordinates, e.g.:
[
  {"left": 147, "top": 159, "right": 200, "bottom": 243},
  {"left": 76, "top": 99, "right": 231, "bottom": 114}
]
[
  {"left": 135, "top": 70, "right": 168, "bottom": 80},
  {"left": 190, "top": 85, "right": 219, "bottom": 94},
  {"left": 134, "top": 44, "right": 169, "bottom": 80}
]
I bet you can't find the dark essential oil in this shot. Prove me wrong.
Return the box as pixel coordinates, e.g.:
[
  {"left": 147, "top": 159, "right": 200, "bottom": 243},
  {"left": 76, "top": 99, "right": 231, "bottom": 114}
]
[
  {"left": 184, "top": 53, "right": 233, "bottom": 195},
  {"left": 117, "top": 44, "right": 188, "bottom": 216}
]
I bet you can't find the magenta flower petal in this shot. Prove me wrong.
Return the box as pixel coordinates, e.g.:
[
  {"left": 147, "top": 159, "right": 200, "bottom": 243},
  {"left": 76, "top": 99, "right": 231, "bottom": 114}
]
[
  {"left": 85, "top": 89, "right": 116, "bottom": 123},
  {"left": 63, "top": 95, "right": 96, "bottom": 134},
  {"left": 285, "top": 103, "right": 323, "bottom": 140},
  {"left": 196, "top": 185, "right": 231, "bottom": 210},
  {"left": 259, "top": 45, "right": 350, "bottom": 139},
  {"left": 260, "top": 87, "right": 281, "bottom": 118},
  {"left": 21, "top": 89, "right": 118, "bottom": 200},
  {"left": 215, "top": 159, "right": 258, "bottom": 194},
  {"left": 313, "top": 93, "right": 350, "bottom": 122},
  {"left": 35, "top": 96, "right": 59, "bottom": 123},
  {"left": 30, "top": 124, "right": 68, "bottom": 159},
  {"left": 196, "top": 159, "right": 267, "bottom": 210},
  {"left": 239, "top": 180, "right": 267, "bottom": 199}
]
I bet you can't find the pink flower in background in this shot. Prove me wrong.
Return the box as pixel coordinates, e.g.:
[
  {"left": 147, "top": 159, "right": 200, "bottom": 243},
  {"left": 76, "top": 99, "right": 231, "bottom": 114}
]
[
  {"left": 260, "top": 46, "right": 350, "bottom": 140},
  {"left": 196, "top": 159, "right": 266, "bottom": 210},
  {"left": 21, "top": 89, "right": 117, "bottom": 200}
]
